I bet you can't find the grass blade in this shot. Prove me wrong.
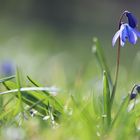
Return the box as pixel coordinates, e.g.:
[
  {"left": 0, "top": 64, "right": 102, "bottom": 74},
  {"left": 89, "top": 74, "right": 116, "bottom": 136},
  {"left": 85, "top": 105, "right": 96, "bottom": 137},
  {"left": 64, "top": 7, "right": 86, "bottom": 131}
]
[
  {"left": 2, "top": 81, "right": 63, "bottom": 117},
  {"left": 0, "top": 76, "right": 15, "bottom": 112},
  {"left": 103, "top": 71, "right": 111, "bottom": 129},
  {"left": 15, "top": 68, "right": 24, "bottom": 121},
  {"left": 92, "top": 38, "right": 112, "bottom": 87},
  {"left": 27, "top": 75, "right": 63, "bottom": 110},
  {"left": 27, "top": 75, "right": 41, "bottom": 87},
  {"left": 0, "top": 87, "right": 62, "bottom": 95},
  {"left": 111, "top": 95, "right": 130, "bottom": 129},
  {"left": 0, "top": 75, "right": 15, "bottom": 83}
]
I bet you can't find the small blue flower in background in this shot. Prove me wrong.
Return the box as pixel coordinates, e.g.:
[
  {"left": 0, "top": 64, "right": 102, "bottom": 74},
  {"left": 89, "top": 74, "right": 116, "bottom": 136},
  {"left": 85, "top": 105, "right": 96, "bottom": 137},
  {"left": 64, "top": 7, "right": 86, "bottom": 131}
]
[
  {"left": 112, "top": 23, "right": 140, "bottom": 47},
  {"left": 0, "top": 60, "right": 15, "bottom": 76},
  {"left": 126, "top": 11, "right": 137, "bottom": 28}
]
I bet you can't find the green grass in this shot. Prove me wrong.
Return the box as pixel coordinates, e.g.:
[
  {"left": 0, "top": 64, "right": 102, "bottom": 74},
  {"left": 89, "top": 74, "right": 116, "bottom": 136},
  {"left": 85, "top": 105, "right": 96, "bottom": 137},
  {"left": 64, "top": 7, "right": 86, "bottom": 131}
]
[
  {"left": 0, "top": 33, "right": 140, "bottom": 140},
  {"left": 0, "top": 19, "right": 140, "bottom": 140}
]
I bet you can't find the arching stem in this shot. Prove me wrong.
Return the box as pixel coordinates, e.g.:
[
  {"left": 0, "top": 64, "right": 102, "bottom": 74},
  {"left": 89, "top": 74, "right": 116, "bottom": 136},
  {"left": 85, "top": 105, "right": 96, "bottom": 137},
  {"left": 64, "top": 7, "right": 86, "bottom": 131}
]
[{"left": 110, "top": 11, "right": 127, "bottom": 108}]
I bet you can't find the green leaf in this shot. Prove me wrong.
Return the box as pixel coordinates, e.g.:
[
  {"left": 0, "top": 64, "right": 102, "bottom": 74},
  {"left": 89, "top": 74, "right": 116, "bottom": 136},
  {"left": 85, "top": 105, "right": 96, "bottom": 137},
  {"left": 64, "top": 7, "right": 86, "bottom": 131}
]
[
  {"left": 92, "top": 38, "right": 112, "bottom": 87},
  {"left": 27, "top": 75, "right": 63, "bottom": 111},
  {"left": 103, "top": 70, "right": 111, "bottom": 128},
  {"left": 111, "top": 95, "right": 130, "bottom": 129},
  {"left": 2, "top": 81, "right": 63, "bottom": 117},
  {"left": 16, "top": 68, "right": 24, "bottom": 114},
  {"left": 0, "top": 75, "right": 15, "bottom": 83},
  {"left": 27, "top": 75, "right": 41, "bottom": 87}
]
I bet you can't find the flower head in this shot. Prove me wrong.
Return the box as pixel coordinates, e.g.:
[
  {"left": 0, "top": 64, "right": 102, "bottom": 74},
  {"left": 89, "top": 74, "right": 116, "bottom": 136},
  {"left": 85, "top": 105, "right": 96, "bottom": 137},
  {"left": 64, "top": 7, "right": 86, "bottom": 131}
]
[
  {"left": 136, "top": 85, "right": 140, "bottom": 93},
  {"left": 112, "top": 23, "right": 140, "bottom": 47},
  {"left": 126, "top": 11, "right": 137, "bottom": 28},
  {"left": 1, "top": 60, "right": 15, "bottom": 76}
]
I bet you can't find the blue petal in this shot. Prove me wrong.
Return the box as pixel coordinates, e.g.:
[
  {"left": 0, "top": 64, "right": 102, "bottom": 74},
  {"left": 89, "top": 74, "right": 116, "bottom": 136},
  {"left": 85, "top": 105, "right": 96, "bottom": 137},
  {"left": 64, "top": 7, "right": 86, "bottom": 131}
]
[
  {"left": 126, "top": 12, "right": 137, "bottom": 28},
  {"left": 127, "top": 26, "right": 137, "bottom": 44},
  {"left": 129, "top": 31, "right": 137, "bottom": 44},
  {"left": 112, "top": 30, "right": 120, "bottom": 47},
  {"left": 133, "top": 29, "right": 140, "bottom": 38},
  {"left": 121, "top": 24, "right": 128, "bottom": 43}
]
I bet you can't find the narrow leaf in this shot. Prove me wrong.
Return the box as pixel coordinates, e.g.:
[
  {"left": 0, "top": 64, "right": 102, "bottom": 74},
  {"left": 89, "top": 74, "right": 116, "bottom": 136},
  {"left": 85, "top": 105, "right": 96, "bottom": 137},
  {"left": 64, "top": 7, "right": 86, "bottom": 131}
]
[
  {"left": 93, "top": 38, "right": 112, "bottom": 87},
  {"left": 103, "top": 70, "right": 111, "bottom": 128},
  {"left": 15, "top": 68, "right": 24, "bottom": 119},
  {"left": 111, "top": 95, "right": 130, "bottom": 129},
  {"left": 0, "top": 75, "right": 15, "bottom": 83},
  {"left": 27, "top": 76, "right": 63, "bottom": 110}
]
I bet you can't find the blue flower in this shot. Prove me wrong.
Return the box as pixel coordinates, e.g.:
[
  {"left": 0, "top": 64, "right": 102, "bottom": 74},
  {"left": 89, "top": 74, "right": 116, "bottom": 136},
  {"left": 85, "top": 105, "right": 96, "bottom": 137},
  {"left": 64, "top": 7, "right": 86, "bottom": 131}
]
[
  {"left": 1, "top": 61, "right": 15, "bottom": 76},
  {"left": 112, "top": 23, "right": 140, "bottom": 47},
  {"left": 126, "top": 11, "right": 137, "bottom": 28},
  {"left": 130, "top": 92, "right": 137, "bottom": 100}
]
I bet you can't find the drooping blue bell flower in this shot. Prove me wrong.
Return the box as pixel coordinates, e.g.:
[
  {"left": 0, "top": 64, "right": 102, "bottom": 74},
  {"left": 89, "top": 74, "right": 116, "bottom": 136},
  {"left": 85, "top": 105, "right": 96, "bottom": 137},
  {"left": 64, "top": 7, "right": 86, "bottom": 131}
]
[
  {"left": 126, "top": 11, "right": 137, "bottom": 28},
  {"left": 112, "top": 23, "right": 140, "bottom": 47}
]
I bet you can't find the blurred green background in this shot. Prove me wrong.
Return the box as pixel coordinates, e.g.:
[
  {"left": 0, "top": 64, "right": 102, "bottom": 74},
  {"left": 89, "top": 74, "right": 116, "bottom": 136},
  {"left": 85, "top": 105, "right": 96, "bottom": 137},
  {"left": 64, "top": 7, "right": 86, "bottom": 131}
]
[{"left": 0, "top": 0, "right": 140, "bottom": 87}]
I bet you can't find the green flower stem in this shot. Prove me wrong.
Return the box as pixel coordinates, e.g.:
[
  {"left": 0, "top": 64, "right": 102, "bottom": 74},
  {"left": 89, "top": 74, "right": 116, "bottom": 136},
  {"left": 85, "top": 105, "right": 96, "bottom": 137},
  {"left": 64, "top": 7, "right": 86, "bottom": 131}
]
[{"left": 110, "top": 39, "right": 121, "bottom": 107}]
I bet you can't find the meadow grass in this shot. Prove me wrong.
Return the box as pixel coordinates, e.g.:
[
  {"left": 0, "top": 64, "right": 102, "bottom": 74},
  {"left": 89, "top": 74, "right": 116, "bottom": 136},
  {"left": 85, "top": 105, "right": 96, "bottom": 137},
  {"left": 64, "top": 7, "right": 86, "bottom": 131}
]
[{"left": 0, "top": 35, "right": 140, "bottom": 140}]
